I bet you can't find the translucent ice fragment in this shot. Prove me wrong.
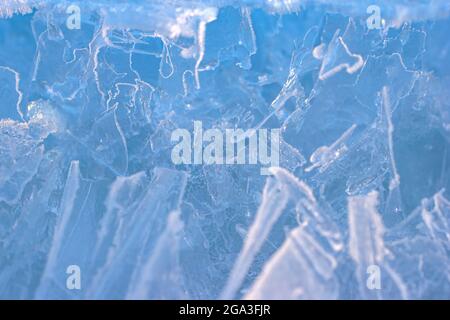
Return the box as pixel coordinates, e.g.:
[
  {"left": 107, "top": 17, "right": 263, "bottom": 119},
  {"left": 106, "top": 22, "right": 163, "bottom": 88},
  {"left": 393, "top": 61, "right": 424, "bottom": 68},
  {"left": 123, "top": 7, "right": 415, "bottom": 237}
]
[
  {"left": 87, "top": 167, "right": 188, "bottom": 299},
  {"left": 382, "top": 87, "right": 400, "bottom": 191},
  {"left": 381, "top": 86, "right": 402, "bottom": 215},
  {"left": 220, "top": 172, "right": 289, "bottom": 299},
  {"left": 305, "top": 124, "right": 356, "bottom": 173},
  {"left": 0, "top": 66, "right": 23, "bottom": 120},
  {"left": 421, "top": 189, "right": 450, "bottom": 251},
  {"left": 82, "top": 108, "right": 128, "bottom": 175},
  {"left": 244, "top": 226, "right": 338, "bottom": 299},
  {"left": 222, "top": 167, "right": 342, "bottom": 299},
  {"left": 348, "top": 191, "right": 408, "bottom": 299},
  {"left": 127, "top": 211, "right": 186, "bottom": 299},
  {"left": 0, "top": 149, "right": 64, "bottom": 299},
  {"left": 384, "top": 191, "right": 450, "bottom": 298},
  {"left": 34, "top": 160, "right": 81, "bottom": 298},
  {"left": 269, "top": 63, "right": 305, "bottom": 119},
  {"left": 348, "top": 191, "right": 385, "bottom": 272},
  {"left": 355, "top": 53, "right": 418, "bottom": 110}
]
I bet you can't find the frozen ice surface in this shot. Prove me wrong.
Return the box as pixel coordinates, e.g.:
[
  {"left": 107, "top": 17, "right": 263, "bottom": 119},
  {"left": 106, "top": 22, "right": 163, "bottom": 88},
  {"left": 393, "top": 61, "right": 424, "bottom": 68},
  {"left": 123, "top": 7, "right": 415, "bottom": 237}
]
[{"left": 0, "top": 0, "right": 449, "bottom": 299}]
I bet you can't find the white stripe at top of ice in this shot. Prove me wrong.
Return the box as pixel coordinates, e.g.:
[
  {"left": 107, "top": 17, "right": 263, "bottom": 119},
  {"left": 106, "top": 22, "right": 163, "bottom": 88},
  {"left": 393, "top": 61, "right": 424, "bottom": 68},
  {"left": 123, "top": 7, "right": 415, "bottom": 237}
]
[{"left": 2, "top": 0, "right": 450, "bottom": 25}]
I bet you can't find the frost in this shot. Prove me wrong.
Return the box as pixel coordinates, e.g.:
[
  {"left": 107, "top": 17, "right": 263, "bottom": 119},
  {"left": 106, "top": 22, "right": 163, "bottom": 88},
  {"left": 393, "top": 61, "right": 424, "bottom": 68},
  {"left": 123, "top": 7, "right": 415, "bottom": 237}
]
[
  {"left": 126, "top": 210, "right": 186, "bottom": 299},
  {"left": 0, "top": 0, "right": 34, "bottom": 18}
]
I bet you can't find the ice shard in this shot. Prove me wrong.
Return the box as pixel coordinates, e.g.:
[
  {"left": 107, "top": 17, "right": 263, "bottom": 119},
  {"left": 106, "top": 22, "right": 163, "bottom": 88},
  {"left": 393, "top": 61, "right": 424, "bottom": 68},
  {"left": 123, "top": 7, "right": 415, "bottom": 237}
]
[{"left": 223, "top": 168, "right": 342, "bottom": 299}]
